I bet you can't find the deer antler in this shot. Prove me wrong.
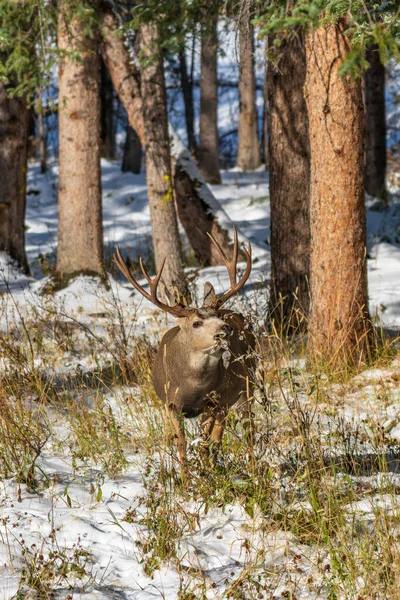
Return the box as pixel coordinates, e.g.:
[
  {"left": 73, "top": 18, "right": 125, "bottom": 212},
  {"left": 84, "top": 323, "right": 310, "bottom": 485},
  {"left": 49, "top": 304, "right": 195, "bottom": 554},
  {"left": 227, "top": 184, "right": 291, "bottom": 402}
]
[
  {"left": 114, "top": 246, "right": 193, "bottom": 318},
  {"left": 206, "top": 227, "right": 252, "bottom": 308}
]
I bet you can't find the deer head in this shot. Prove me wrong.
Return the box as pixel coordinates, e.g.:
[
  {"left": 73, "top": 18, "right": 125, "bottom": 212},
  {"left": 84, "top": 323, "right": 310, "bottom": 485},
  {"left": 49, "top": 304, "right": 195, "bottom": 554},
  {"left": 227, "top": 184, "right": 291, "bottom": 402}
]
[{"left": 114, "top": 226, "right": 251, "bottom": 320}]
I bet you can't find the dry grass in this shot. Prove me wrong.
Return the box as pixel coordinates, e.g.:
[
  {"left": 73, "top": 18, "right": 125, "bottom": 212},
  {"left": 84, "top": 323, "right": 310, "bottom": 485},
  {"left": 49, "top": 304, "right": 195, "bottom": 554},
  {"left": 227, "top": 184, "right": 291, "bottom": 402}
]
[{"left": 0, "top": 286, "right": 399, "bottom": 598}]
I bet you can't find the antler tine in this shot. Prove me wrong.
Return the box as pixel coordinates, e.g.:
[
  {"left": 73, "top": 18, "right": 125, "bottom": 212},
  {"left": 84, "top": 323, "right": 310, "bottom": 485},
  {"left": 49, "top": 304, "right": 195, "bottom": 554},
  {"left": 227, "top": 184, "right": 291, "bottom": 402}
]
[
  {"left": 114, "top": 247, "right": 193, "bottom": 318},
  {"left": 139, "top": 256, "right": 167, "bottom": 306},
  {"left": 207, "top": 226, "right": 240, "bottom": 289},
  {"left": 229, "top": 227, "right": 239, "bottom": 286},
  {"left": 204, "top": 228, "right": 252, "bottom": 309},
  {"left": 114, "top": 246, "right": 151, "bottom": 302},
  {"left": 214, "top": 240, "right": 252, "bottom": 308}
]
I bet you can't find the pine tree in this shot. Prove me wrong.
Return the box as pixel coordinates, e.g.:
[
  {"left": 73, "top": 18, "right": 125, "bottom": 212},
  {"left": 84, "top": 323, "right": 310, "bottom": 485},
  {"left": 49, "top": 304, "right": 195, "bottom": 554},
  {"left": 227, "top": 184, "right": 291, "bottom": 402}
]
[
  {"left": 56, "top": 2, "right": 105, "bottom": 281},
  {"left": 0, "top": 83, "right": 29, "bottom": 273},
  {"left": 122, "top": 125, "right": 141, "bottom": 174},
  {"left": 197, "top": 13, "right": 221, "bottom": 184},
  {"left": 139, "top": 22, "right": 186, "bottom": 295},
  {"left": 237, "top": 17, "right": 260, "bottom": 170},
  {"left": 268, "top": 31, "right": 310, "bottom": 327},
  {"left": 100, "top": 58, "right": 116, "bottom": 160},
  {"left": 305, "top": 19, "right": 371, "bottom": 367},
  {"left": 365, "top": 44, "right": 386, "bottom": 200},
  {"left": 179, "top": 46, "right": 197, "bottom": 154}
]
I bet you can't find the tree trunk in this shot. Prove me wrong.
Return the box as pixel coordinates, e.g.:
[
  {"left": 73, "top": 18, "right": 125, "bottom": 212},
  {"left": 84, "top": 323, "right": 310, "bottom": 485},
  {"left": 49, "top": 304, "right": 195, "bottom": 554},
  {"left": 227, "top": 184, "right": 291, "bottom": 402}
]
[
  {"left": 268, "top": 31, "right": 310, "bottom": 326},
  {"left": 100, "top": 57, "right": 116, "bottom": 160},
  {"left": 262, "top": 47, "right": 269, "bottom": 168},
  {"left": 0, "top": 83, "right": 29, "bottom": 273},
  {"left": 364, "top": 44, "right": 386, "bottom": 200},
  {"left": 197, "top": 15, "right": 221, "bottom": 184},
  {"left": 237, "top": 22, "right": 260, "bottom": 170},
  {"left": 122, "top": 125, "right": 141, "bottom": 173},
  {"left": 139, "top": 23, "right": 185, "bottom": 295},
  {"left": 37, "top": 102, "right": 47, "bottom": 174},
  {"left": 305, "top": 21, "right": 371, "bottom": 367},
  {"left": 100, "top": 12, "right": 146, "bottom": 144},
  {"left": 100, "top": 10, "right": 234, "bottom": 266},
  {"left": 56, "top": 4, "right": 105, "bottom": 280},
  {"left": 179, "top": 47, "right": 197, "bottom": 154}
]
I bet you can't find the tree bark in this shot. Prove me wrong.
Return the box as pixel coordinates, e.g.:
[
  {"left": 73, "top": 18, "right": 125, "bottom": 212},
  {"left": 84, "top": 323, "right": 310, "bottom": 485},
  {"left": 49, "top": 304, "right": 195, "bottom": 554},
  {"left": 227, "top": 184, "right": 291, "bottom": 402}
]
[
  {"left": 100, "top": 57, "right": 116, "bottom": 160},
  {"left": 364, "top": 44, "right": 386, "bottom": 200},
  {"left": 56, "top": 4, "right": 105, "bottom": 280},
  {"left": 139, "top": 23, "right": 185, "bottom": 295},
  {"left": 122, "top": 125, "right": 141, "bottom": 173},
  {"left": 262, "top": 46, "right": 269, "bottom": 168},
  {"left": 268, "top": 31, "right": 310, "bottom": 325},
  {"left": 179, "top": 47, "right": 197, "bottom": 154},
  {"left": 0, "top": 83, "right": 29, "bottom": 273},
  {"left": 237, "top": 21, "right": 260, "bottom": 170},
  {"left": 305, "top": 21, "right": 371, "bottom": 367},
  {"left": 197, "top": 15, "right": 221, "bottom": 184},
  {"left": 37, "top": 102, "right": 47, "bottom": 174},
  {"left": 100, "top": 10, "right": 234, "bottom": 266}
]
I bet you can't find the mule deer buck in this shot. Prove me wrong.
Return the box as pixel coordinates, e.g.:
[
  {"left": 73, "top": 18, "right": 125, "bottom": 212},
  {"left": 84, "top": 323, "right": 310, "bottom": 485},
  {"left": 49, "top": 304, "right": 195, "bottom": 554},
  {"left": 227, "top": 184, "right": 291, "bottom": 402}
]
[{"left": 114, "top": 228, "right": 255, "bottom": 465}]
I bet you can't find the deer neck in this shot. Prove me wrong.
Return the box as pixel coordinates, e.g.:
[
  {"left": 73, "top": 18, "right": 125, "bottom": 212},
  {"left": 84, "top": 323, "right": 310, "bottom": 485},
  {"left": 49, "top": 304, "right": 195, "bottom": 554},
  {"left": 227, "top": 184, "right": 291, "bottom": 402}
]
[
  {"left": 188, "top": 346, "right": 223, "bottom": 374},
  {"left": 173, "top": 332, "right": 223, "bottom": 378}
]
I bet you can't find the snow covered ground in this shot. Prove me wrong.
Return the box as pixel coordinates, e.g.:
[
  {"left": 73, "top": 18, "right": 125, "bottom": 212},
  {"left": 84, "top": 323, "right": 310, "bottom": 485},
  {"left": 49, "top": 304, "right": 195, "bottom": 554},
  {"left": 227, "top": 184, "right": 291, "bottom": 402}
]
[
  {"left": 4, "top": 158, "right": 399, "bottom": 329},
  {"left": 0, "top": 160, "right": 400, "bottom": 599}
]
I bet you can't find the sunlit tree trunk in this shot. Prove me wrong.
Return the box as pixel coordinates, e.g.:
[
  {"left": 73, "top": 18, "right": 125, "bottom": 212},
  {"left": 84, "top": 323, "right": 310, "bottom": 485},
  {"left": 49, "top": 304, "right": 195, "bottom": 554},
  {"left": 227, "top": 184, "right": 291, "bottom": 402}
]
[
  {"left": 305, "top": 20, "right": 371, "bottom": 367},
  {"left": 365, "top": 44, "right": 386, "bottom": 200},
  {"left": 197, "top": 15, "right": 221, "bottom": 184},
  {"left": 0, "top": 83, "right": 29, "bottom": 273},
  {"left": 140, "top": 23, "right": 185, "bottom": 295},
  {"left": 237, "top": 21, "right": 260, "bottom": 170},
  {"left": 268, "top": 31, "right": 310, "bottom": 326},
  {"left": 56, "top": 4, "right": 104, "bottom": 280}
]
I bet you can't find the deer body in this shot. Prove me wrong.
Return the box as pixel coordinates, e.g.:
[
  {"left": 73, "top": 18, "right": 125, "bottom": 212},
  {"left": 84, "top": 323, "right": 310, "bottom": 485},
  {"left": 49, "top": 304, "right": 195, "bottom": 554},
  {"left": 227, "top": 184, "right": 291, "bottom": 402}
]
[
  {"left": 152, "top": 310, "right": 255, "bottom": 419},
  {"left": 114, "top": 227, "right": 254, "bottom": 465}
]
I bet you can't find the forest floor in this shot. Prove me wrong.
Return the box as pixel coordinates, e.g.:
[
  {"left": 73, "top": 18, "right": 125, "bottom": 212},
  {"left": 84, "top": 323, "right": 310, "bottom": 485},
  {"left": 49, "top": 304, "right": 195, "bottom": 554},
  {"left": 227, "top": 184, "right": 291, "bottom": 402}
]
[{"left": 0, "top": 161, "right": 400, "bottom": 599}]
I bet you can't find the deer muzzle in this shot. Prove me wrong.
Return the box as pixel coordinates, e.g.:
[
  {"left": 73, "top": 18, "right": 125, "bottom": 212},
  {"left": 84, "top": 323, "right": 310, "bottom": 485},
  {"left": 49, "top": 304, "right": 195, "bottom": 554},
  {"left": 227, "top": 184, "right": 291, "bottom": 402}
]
[{"left": 214, "top": 324, "right": 232, "bottom": 341}]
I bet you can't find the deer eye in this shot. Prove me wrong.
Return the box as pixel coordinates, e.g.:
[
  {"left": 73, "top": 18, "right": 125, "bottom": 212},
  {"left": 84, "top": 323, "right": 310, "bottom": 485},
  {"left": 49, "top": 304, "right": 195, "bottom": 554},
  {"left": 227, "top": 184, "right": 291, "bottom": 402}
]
[{"left": 192, "top": 321, "right": 203, "bottom": 328}]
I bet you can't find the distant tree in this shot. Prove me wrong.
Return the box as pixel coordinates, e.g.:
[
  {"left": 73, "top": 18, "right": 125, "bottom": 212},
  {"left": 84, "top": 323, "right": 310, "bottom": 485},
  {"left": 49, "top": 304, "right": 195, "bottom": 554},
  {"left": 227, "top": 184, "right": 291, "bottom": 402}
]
[
  {"left": 122, "top": 125, "right": 141, "bottom": 174},
  {"left": 179, "top": 45, "right": 197, "bottom": 154},
  {"left": 56, "top": 3, "right": 105, "bottom": 281},
  {"left": 36, "top": 98, "right": 47, "bottom": 174},
  {"left": 262, "top": 44, "right": 269, "bottom": 167},
  {"left": 0, "top": 0, "right": 56, "bottom": 273},
  {"left": 139, "top": 22, "right": 186, "bottom": 295},
  {"left": 237, "top": 15, "right": 260, "bottom": 170},
  {"left": 0, "top": 83, "right": 29, "bottom": 273},
  {"left": 197, "top": 12, "right": 221, "bottom": 184},
  {"left": 100, "top": 58, "right": 116, "bottom": 160},
  {"left": 268, "top": 31, "right": 310, "bottom": 327},
  {"left": 365, "top": 44, "right": 386, "bottom": 200},
  {"left": 305, "top": 20, "right": 371, "bottom": 366}
]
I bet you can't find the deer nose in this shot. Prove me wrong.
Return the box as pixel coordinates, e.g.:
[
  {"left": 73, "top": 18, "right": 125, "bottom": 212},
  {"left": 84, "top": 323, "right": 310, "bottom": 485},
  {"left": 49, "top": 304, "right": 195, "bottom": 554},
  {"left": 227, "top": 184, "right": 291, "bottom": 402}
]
[{"left": 215, "top": 324, "right": 232, "bottom": 339}]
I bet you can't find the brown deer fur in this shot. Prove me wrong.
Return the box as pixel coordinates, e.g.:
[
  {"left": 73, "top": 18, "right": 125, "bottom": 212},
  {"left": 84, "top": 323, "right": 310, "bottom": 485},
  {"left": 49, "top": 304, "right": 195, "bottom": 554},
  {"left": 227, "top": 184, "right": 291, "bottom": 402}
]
[{"left": 114, "top": 228, "right": 255, "bottom": 465}]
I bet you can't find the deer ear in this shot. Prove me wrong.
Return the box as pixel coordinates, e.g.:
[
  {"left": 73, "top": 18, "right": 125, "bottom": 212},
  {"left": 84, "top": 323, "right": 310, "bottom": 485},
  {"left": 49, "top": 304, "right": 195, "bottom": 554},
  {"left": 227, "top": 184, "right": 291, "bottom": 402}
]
[{"left": 202, "top": 281, "right": 218, "bottom": 307}]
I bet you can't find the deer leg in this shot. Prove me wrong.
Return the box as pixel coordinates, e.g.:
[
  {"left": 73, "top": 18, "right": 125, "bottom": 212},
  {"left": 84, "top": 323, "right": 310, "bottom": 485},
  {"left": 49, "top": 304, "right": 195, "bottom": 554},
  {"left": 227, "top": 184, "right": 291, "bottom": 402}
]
[
  {"left": 167, "top": 407, "right": 187, "bottom": 466},
  {"left": 201, "top": 413, "right": 216, "bottom": 440},
  {"left": 210, "top": 410, "right": 227, "bottom": 446},
  {"left": 200, "top": 413, "right": 216, "bottom": 459}
]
